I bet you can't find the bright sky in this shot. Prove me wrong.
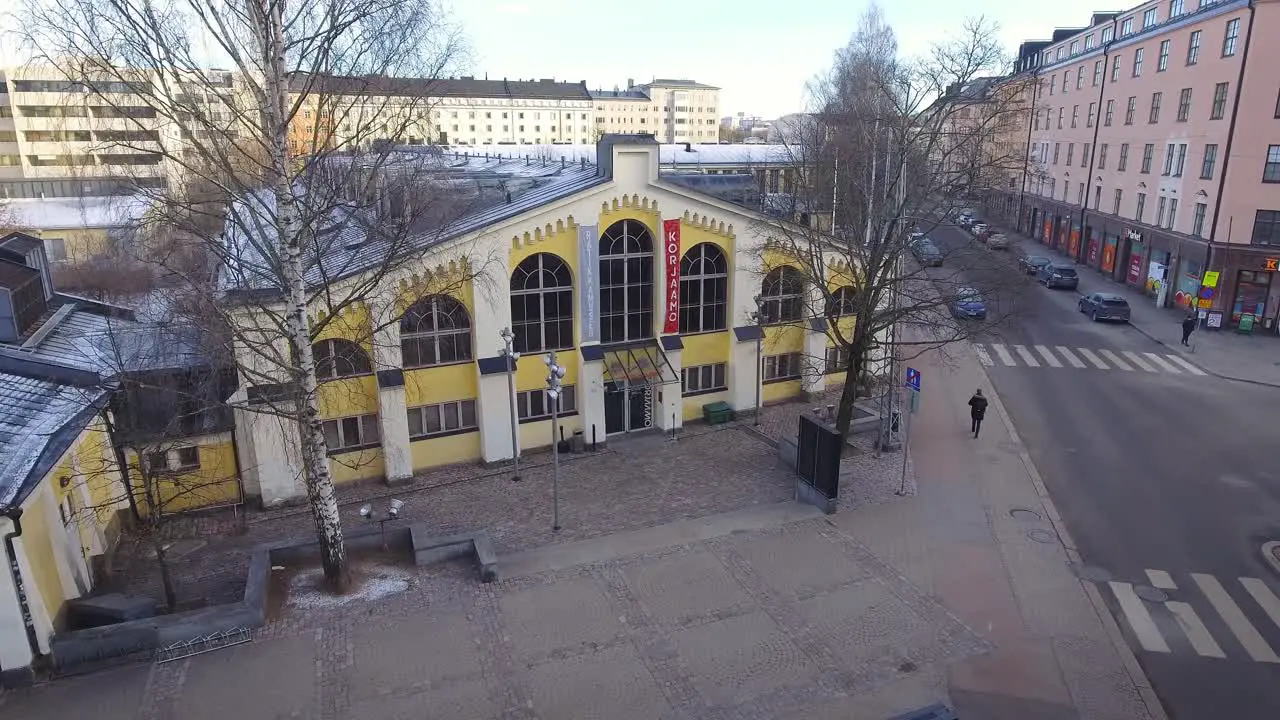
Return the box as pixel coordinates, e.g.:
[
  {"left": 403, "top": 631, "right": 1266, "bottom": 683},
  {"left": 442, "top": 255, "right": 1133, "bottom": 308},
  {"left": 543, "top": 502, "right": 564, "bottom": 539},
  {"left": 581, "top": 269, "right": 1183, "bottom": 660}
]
[{"left": 448, "top": 0, "right": 1116, "bottom": 118}]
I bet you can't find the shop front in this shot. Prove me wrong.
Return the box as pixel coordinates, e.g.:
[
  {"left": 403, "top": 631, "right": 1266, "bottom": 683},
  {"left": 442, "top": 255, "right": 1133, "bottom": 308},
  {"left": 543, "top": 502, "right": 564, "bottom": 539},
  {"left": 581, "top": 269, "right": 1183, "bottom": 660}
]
[
  {"left": 1085, "top": 226, "right": 1101, "bottom": 268},
  {"left": 1101, "top": 233, "right": 1119, "bottom": 276},
  {"left": 1229, "top": 270, "right": 1273, "bottom": 330},
  {"left": 1123, "top": 230, "right": 1146, "bottom": 288},
  {"left": 1173, "top": 257, "right": 1203, "bottom": 310},
  {"left": 1067, "top": 223, "right": 1082, "bottom": 259},
  {"left": 1145, "top": 249, "right": 1171, "bottom": 300}
]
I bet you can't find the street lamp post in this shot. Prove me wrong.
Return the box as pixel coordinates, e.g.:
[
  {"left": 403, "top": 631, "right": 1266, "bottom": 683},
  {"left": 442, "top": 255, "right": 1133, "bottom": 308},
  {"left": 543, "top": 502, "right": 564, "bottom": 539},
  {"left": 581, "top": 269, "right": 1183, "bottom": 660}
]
[
  {"left": 751, "top": 294, "right": 764, "bottom": 426},
  {"left": 498, "top": 327, "right": 521, "bottom": 482},
  {"left": 544, "top": 351, "right": 567, "bottom": 532}
]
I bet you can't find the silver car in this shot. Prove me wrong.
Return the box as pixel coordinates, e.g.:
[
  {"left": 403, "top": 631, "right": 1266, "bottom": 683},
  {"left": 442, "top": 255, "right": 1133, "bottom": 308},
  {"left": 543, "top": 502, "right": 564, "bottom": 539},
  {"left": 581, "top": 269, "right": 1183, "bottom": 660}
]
[{"left": 985, "top": 233, "right": 1010, "bottom": 250}]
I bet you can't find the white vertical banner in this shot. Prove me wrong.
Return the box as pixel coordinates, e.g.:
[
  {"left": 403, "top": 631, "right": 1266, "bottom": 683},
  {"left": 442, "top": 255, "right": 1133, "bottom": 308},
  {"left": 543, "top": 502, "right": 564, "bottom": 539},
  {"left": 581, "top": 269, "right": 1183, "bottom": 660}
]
[{"left": 578, "top": 224, "right": 599, "bottom": 344}]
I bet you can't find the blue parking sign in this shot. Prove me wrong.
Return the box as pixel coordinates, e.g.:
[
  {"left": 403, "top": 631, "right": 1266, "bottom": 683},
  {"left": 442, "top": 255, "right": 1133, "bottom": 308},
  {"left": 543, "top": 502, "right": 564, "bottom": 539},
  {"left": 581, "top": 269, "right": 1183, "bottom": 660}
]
[{"left": 905, "top": 367, "right": 921, "bottom": 391}]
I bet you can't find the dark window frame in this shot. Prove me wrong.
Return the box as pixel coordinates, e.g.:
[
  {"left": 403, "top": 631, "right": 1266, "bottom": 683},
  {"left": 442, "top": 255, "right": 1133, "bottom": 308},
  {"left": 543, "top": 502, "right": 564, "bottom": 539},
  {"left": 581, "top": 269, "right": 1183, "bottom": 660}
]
[
  {"left": 511, "top": 252, "right": 574, "bottom": 354},
  {"left": 678, "top": 242, "right": 729, "bottom": 334},
  {"left": 400, "top": 295, "right": 473, "bottom": 369}
]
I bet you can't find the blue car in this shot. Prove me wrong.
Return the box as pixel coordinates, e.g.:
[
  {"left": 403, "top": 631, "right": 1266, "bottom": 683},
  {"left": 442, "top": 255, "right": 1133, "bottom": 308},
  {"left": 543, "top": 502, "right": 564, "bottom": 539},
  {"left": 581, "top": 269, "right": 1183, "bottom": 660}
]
[{"left": 951, "top": 287, "right": 987, "bottom": 320}]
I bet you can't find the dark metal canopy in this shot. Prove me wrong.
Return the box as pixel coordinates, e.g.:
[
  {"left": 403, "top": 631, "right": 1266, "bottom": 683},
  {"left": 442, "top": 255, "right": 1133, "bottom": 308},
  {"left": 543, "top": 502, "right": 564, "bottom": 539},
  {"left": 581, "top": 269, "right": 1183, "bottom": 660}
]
[{"left": 600, "top": 340, "right": 679, "bottom": 388}]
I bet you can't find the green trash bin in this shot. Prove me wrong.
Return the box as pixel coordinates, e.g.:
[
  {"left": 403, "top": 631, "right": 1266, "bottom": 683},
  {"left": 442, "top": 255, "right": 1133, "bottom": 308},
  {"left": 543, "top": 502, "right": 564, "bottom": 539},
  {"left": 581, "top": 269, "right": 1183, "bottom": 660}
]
[{"left": 702, "top": 401, "right": 736, "bottom": 425}]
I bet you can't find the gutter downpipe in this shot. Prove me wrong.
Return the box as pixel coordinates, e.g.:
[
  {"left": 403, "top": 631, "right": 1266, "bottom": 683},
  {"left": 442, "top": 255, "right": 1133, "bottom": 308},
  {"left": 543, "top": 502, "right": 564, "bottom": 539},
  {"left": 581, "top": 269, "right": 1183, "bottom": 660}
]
[
  {"left": 2, "top": 508, "right": 44, "bottom": 674},
  {"left": 1077, "top": 20, "right": 1118, "bottom": 265},
  {"left": 1015, "top": 67, "right": 1040, "bottom": 233},
  {"left": 1198, "top": 0, "right": 1256, "bottom": 322}
]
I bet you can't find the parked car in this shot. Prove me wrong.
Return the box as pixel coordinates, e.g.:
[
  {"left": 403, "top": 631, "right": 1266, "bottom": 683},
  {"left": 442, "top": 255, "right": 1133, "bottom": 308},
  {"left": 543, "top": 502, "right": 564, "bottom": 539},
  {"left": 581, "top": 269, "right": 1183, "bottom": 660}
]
[
  {"left": 951, "top": 287, "right": 987, "bottom": 320},
  {"left": 1037, "top": 263, "right": 1079, "bottom": 289},
  {"left": 1078, "top": 292, "right": 1132, "bottom": 322},
  {"left": 1019, "top": 255, "right": 1052, "bottom": 275},
  {"left": 957, "top": 214, "right": 974, "bottom": 228},
  {"left": 912, "top": 240, "right": 943, "bottom": 266},
  {"left": 985, "top": 233, "right": 1011, "bottom": 250},
  {"left": 969, "top": 222, "right": 989, "bottom": 237}
]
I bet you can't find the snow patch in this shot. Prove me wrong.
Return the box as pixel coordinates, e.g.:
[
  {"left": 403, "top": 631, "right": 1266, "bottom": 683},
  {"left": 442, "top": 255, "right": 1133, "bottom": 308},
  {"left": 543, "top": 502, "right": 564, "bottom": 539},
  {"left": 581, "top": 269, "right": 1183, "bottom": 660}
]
[{"left": 285, "top": 564, "right": 413, "bottom": 610}]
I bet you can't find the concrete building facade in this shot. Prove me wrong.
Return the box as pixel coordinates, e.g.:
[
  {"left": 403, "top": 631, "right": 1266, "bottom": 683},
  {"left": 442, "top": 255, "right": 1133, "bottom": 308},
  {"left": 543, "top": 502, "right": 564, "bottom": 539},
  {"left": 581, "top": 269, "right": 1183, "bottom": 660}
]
[
  {"left": 591, "top": 79, "right": 721, "bottom": 144},
  {"left": 991, "top": 0, "right": 1280, "bottom": 331}
]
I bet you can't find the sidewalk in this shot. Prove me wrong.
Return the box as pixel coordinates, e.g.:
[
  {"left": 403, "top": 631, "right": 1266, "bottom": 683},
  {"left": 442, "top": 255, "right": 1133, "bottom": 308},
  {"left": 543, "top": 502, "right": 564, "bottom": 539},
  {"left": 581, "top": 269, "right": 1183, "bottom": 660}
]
[
  {"left": 832, "top": 324, "right": 1163, "bottom": 719},
  {"left": 998, "top": 223, "right": 1280, "bottom": 388}
]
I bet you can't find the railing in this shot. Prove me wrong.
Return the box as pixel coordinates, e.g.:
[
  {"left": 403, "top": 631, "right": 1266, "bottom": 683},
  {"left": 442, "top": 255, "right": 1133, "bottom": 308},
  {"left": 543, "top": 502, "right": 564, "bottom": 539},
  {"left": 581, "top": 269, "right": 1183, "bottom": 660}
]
[{"left": 155, "top": 627, "right": 253, "bottom": 664}]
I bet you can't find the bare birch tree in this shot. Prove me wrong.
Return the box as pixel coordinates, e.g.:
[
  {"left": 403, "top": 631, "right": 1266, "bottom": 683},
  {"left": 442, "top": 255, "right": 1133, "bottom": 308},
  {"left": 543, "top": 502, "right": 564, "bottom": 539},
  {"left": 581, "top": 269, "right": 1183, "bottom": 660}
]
[
  {"left": 757, "top": 6, "right": 1035, "bottom": 437},
  {"left": 19, "top": 0, "right": 483, "bottom": 590}
]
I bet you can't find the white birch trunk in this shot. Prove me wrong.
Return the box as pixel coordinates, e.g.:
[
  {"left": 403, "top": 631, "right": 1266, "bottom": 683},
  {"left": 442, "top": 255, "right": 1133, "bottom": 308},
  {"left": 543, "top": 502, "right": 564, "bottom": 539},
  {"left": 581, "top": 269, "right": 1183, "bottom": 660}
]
[{"left": 258, "top": 0, "right": 347, "bottom": 589}]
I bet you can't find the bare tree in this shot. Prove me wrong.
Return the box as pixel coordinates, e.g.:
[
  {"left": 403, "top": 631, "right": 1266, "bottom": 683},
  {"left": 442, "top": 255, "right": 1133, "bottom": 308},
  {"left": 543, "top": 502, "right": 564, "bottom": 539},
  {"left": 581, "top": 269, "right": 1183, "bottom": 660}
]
[
  {"left": 19, "top": 0, "right": 485, "bottom": 590},
  {"left": 756, "top": 6, "right": 1034, "bottom": 437}
]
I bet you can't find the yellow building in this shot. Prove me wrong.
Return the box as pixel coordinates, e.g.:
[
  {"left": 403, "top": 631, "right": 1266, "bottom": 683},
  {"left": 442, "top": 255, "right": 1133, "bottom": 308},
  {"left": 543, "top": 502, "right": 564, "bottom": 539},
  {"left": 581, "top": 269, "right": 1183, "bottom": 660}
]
[
  {"left": 220, "top": 135, "right": 864, "bottom": 505},
  {"left": 3, "top": 194, "right": 151, "bottom": 264}
]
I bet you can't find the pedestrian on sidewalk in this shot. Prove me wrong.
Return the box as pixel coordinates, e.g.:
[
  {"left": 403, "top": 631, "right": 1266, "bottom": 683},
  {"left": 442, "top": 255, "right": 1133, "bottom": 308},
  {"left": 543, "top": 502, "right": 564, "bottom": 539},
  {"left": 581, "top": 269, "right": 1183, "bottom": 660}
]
[
  {"left": 1181, "top": 312, "right": 1197, "bottom": 346},
  {"left": 968, "top": 389, "right": 989, "bottom": 438}
]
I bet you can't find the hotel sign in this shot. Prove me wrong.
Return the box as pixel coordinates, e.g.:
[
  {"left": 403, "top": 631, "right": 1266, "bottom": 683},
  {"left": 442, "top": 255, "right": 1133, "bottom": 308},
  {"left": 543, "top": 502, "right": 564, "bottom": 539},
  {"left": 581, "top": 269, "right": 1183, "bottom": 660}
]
[
  {"left": 578, "top": 224, "right": 599, "bottom": 344},
  {"left": 662, "top": 219, "right": 682, "bottom": 335}
]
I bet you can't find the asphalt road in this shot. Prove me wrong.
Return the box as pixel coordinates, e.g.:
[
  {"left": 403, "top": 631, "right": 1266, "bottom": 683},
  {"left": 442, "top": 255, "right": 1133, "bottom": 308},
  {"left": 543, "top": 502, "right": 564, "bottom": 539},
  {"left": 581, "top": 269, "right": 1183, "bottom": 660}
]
[{"left": 927, "top": 223, "right": 1280, "bottom": 720}]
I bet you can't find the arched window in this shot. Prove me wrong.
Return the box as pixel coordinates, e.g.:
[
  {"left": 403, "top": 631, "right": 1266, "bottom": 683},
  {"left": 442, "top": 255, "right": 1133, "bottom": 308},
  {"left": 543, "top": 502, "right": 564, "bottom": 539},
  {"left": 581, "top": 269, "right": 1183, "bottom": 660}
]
[
  {"left": 599, "top": 219, "right": 654, "bottom": 343},
  {"left": 400, "top": 295, "right": 473, "bottom": 368},
  {"left": 511, "top": 253, "right": 573, "bottom": 353},
  {"left": 313, "top": 338, "right": 373, "bottom": 380},
  {"left": 827, "top": 285, "right": 858, "bottom": 317},
  {"left": 760, "top": 266, "right": 805, "bottom": 324},
  {"left": 679, "top": 243, "right": 728, "bottom": 334}
]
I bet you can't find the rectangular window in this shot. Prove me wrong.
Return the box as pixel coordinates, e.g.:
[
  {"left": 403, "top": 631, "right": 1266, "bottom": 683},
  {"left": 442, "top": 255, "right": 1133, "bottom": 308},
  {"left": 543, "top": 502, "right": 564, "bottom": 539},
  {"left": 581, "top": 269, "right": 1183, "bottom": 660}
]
[
  {"left": 516, "top": 385, "right": 577, "bottom": 421},
  {"left": 1072, "top": 105, "right": 1079, "bottom": 128},
  {"left": 1057, "top": 107, "right": 1064, "bottom": 129},
  {"left": 1187, "top": 30, "right": 1201, "bottom": 65},
  {"left": 681, "top": 363, "right": 728, "bottom": 395},
  {"left": 1122, "top": 17, "right": 1134, "bottom": 36},
  {"left": 1114, "top": 188, "right": 1124, "bottom": 214},
  {"left": 1142, "top": 143, "right": 1156, "bottom": 173},
  {"left": 322, "top": 414, "right": 380, "bottom": 453},
  {"left": 1094, "top": 60, "right": 1103, "bottom": 86},
  {"left": 1170, "top": 0, "right": 1184, "bottom": 16},
  {"left": 1192, "top": 202, "right": 1208, "bottom": 236},
  {"left": 824, "top": 347, "right": 851, "bottom": 375},
  {"left": 1149, "top": 91, "right": 1163, "bottom": 123},
  {"left": 1201, "top": 143, "right": 1218, "bottom": 178},
  {"left": 1177, "top": 88, "right": 1192, "bottom": 121},
  {"left": 1112, "top": 55, "right": 1122, "bottom": 82},
  {"left": 407, "top": 399, "right": 477, "bottom": 439},
  {"left": 1077, "top": 66, "right": 1085, "bottom": 89},
  {"left": 1099, "top": 143, "right": 1109, "bottom": 169},
  {"left": 175, "top": 447, "right": 200, "bottom": 470},
  {"left": 1067, "top": 143, "right": 1075, "bottom": 166},
  {"left": 1105, "top": 99, "right": 1115, "bottom": 126},
  {"left": 1252, "top": 210, "right": 1280, "bottom": 245},
  {"left": 1087, "top": 34, "right": 1096, "bottom": 50},
  {"left": 1164, "top": 143, "right": 1176, "bottom": 175},
  {"left": 1050, "top": 75, "right": 1057, "bottom": 95},
  {"left": 763, "top": 353, "right": 803, "bottom": 382},
  {"left": 1167, "top": 198, "right": 1179, "bottom": 229},
  {"left": 1175, "top": 144, "right": 1188, "bottom": 177},
  {"left": 1083, "top": 144, "right": 1091, "bottom": 167},
  {"left": 1223, "top": 18, "right": 1240, "bottom": 57},
  {"left": 1078, "top": 182, "right": 1086, "bottom": 204},
  {"left": 1158, "top": 40, "right": 1171, "bottom": 71},
  {"left": 1211, "top": 82, "right": 1229, "bottom": 119},
  {"left": 1125, "top": 96, "right": 1137, "bottom": 125},
  {"left": 1136, "top": 193, "right": 1147, "bottom": 222},
  {"left": 1119, "top": 143, "right": 1131, "bottom": 171},
  {"left": 1087, "top": 101, "right": 1096, "bottom": 127},
  {"left": 1071, "top": 40, "right": 1081, "bottom": 55},
  {"left": 1133, "top": 47, "right": 1144, "bottom": 76},
  {"left": 1143, "top": 7, "right": 1158, "bottom": 28},
  {"left": 1157, "top": 196, "right": 1167, "bottom": 226},
  {"left": 1263, "top": 145, "right": 1280, "bottom": 182},
  {"left": 1053, "top": 143, "right": 1061, "bottom": 164},
  {"left": 1103, "top": 26, "right": 1115, "bottom": 43},
  {"left": 145, "top": 451, "right": 169, "bottom": 472}
]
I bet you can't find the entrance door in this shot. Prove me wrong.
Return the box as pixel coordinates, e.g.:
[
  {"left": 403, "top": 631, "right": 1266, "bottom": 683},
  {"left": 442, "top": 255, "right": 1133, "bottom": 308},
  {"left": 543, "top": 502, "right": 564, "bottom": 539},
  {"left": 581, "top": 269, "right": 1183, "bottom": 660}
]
[
  {"left": 627, "top": 386, "right": 653, "bottom": 431},
  {"left": 604, "top": 381, "right": 626, "bottom": 435}
]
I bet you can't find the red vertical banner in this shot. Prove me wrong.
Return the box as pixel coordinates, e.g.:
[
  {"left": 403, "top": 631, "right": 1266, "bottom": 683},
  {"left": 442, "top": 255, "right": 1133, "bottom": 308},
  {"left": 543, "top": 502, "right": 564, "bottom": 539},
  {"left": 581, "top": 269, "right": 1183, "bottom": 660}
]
[{"left": 662, "top": 219, "right": 681, "bottom": 334}]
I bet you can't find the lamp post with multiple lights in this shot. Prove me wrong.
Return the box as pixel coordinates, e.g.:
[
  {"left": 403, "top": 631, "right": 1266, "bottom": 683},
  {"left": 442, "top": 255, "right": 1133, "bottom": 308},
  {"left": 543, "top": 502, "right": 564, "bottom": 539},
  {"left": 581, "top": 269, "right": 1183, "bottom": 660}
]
[
  {"left": 498, "top": 327, "right": 521, "bottom": 482},
  {"left": 545, "top": 351, "right": 566, "bottom": 532}
]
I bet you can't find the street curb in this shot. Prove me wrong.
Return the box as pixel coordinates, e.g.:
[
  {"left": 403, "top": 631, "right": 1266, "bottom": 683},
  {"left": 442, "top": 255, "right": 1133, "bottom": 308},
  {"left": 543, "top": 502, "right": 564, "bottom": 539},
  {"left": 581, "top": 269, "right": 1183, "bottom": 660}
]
[
  {"left": 1262, "top": 542, "right": 1280, "bottom": 577},
  {"left": 1124, "top": 320, "right": 1280, "bottom": 390},
  {"left": 976, "top": 354, "right": 1170, "bottom": 720}
]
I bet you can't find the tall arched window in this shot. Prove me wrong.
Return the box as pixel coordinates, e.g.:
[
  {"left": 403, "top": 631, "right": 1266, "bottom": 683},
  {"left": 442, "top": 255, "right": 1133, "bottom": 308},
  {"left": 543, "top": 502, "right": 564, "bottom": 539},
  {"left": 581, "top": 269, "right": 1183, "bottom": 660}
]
[
  {"left": 827, "top": 285, "right": 858, "bottom": 317},
  {"left": 400, "top": 295, "right": 473, "bottom": 368},
  {"left": 679, "top": 243, "right": 728, "bottom": 334},
  {"left": 760, "top": 266, "right": 805, "bottom": 324},
  {"left": 313, "top": 338, "right": 373, "bottom": 380},
  {"left": 511, "top": 252, "right": 574, "bottom": 353},
  {"left": 599, "top": 219, "right": 654, "bottom": 343}
]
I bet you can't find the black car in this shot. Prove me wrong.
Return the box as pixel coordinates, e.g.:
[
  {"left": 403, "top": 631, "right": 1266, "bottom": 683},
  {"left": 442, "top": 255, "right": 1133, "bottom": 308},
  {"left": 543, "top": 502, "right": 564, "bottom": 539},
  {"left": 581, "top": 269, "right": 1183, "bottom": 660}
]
[
  {"left": 912, "top": 240, "right": 943, "bottom": 266},
  {"left": 1019, "top": 255, "right": 1051, "bottom": 275},
  {"left": 1037, "top": 263, "right": 1079, "bottom": 289},
  {"left": 1078, "top": 292, "right": 1131, "bottom": 322}
]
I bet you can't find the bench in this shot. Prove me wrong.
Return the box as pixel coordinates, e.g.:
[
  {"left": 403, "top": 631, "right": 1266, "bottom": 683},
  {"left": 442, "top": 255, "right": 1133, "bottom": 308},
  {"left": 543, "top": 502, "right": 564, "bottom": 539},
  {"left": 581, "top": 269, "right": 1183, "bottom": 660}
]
[
  {"left": 409, "top": 527, "right": 499, "bottom": 582},
  {"left": 702, "top": 401, "right": 736, "bottom": 425}
]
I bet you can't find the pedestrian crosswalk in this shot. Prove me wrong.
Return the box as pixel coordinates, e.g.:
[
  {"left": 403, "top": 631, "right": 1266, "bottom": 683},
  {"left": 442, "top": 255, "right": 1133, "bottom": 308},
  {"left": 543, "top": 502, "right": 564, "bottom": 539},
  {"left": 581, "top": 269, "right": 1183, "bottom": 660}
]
[
  {"left": 1106, "top": 570, "right": 1280, "bottom": 663},
  {"left": 973, "top": 342, "right": 1206, "bottom": 376}
]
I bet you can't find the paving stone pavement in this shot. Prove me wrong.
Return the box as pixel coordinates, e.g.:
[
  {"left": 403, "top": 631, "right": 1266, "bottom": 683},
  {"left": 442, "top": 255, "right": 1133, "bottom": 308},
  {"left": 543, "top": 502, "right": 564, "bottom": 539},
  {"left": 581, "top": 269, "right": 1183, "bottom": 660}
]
[{"left": 0, "top": 519, "right": 989, "bottom": 720}]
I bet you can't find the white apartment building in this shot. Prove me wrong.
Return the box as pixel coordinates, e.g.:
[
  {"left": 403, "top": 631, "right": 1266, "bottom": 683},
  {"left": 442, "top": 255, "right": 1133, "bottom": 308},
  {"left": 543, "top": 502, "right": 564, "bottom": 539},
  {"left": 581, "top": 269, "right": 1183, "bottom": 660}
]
[{"left": 591, "top": 79, "right": 721, "bottom": 144}]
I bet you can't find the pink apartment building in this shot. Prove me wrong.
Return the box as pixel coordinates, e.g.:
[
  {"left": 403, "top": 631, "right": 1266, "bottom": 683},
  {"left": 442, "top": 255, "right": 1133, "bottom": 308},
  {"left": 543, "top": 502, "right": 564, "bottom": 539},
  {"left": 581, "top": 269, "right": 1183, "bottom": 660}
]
[{"left": 990, "top": 0, "right": 1280, "bottom": 331}]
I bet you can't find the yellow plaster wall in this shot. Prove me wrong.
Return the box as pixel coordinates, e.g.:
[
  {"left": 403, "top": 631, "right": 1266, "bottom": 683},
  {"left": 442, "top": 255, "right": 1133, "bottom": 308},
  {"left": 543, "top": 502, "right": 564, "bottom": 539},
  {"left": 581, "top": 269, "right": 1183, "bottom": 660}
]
[
  {"left": 30, "top": 227, "right": 113, "bottom": 263},
  {"left": 20, "top": 489, "right": 67, "bottom": 628},
  {"left": 597, "top": 198, "right": 661, "bottom": 243},
  {"left": 316, "top": 374, "right": 380, "bottom": 419},
  {"left": 329, "top": 448, "right": 386, "bottom": 484},
  {"left": 125, "top": 435, "right": 242, "bottom": 515},
  {"left": 410, "top": 431, "right": 482, "bottom": 470},
  {"left": 404, "top": 362, "right": 478, "bottom": 408},
  {"left": 763, "top": 379, "right": 803, "bottom": 403}
]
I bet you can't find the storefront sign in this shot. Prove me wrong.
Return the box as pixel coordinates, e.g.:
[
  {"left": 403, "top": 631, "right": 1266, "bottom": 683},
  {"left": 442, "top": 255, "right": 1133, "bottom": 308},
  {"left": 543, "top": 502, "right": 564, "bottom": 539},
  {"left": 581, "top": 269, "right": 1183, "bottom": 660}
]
[
  {"left": 578, "top": 224, "right": 599, "bottom": 343},
  {"left": 1203, "top": 270, "right": 1220, "bottom": 288},
  {"left": 662, "top": 219, "right": 681, "bottom": 334},
  {"left": 1125, "top": 229, "right": 1143, "bottom": 242},
  {"left": 1266, "top": 258, "right": 1278, "bottom": 272},
  {"left": 1127, "top": 253, "right": 1144, "bottom": 285}
]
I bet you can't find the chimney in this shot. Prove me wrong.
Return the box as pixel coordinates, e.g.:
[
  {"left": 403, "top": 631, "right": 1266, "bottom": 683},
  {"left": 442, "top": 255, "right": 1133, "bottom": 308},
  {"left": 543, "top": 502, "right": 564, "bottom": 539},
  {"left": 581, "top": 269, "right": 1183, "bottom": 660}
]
[{"left": 627, "top": 78, "right": 634, "bottom": 90}]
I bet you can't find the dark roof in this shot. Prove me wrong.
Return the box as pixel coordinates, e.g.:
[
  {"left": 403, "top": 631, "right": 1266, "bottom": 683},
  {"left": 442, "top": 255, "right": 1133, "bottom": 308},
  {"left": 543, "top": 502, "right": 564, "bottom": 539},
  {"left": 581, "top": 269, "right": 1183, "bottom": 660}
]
[
  {"left": 288, "top": 74, "right": 591, "bottom": 101},
  {"left": 0, "top": 232, "right": 42, "bottom": 257},
  {"left": 0, "top": 258, "right": 39, "bottom": 290},
  {"left": 591, "top": 88, "right": 650, "bottom": 100},
  {"left": 645, "top": 79, "right": 720, "bottom": 90}
]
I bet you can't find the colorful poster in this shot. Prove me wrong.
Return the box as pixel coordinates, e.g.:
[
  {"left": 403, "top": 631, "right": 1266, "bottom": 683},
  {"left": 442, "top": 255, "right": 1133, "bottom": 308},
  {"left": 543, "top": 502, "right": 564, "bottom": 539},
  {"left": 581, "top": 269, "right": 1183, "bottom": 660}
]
[
  {"left": 1127, "top": 253, "right": 1144, "bottom": 285},
  {"left": 577, "top": 224, "right": 599, "bottom": 343},
  {"left": 662, "top": 219, "right": 681, "bottom": 335},
  {"left": 1101, "top": 238, "right": 1117, "bottom": 273},
  {"left": 1068, "top": 228, "right": 1081, "bottom": 257},
  {"left": 1087, "top": 239, "right": 1100, "bottom": 266}
]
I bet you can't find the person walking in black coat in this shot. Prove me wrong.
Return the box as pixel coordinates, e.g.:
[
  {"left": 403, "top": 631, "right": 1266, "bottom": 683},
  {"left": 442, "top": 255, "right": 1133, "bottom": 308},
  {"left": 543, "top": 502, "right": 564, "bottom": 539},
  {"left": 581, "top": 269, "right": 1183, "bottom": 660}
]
[
  {"left": 968, "top": 389, "right": 989, "bottom": 438},
  {"left": 1181, "top": 313, "right": 1197, "bottom": 346}
]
